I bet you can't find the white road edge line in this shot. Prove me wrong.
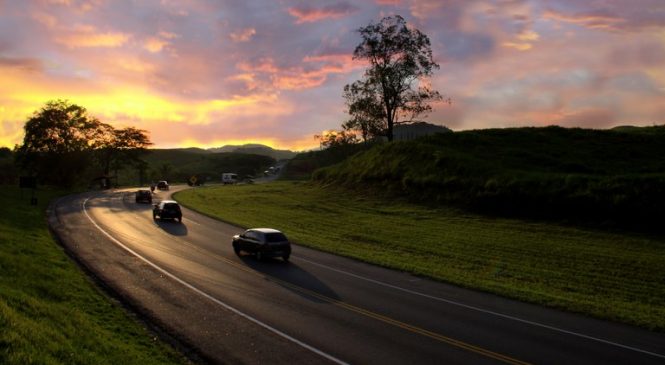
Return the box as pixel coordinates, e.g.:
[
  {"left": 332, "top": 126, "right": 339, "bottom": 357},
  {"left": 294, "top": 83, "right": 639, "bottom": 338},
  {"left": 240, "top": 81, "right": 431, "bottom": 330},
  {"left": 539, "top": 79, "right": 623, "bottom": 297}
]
[
  {"left": 81, "top": 197, "right": 348, "bottom": 365},
  {"left": 297, "top": 257, "right": 665, "bottom": 359}
]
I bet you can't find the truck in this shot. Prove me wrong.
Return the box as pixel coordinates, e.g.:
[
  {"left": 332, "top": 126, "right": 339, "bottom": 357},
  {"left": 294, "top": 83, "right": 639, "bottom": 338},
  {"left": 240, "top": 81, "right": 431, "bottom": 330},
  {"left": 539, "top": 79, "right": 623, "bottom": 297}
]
[{"left": 222, "top": 173, "right": 238, "bottom": 184}]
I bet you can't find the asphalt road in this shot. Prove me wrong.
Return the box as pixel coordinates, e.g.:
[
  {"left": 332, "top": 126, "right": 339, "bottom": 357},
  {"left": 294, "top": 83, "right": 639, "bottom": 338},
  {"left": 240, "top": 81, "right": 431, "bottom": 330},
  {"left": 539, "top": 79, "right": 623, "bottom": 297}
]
[{"left": 48, "top": 186, "right": 665, "bottom": 364}]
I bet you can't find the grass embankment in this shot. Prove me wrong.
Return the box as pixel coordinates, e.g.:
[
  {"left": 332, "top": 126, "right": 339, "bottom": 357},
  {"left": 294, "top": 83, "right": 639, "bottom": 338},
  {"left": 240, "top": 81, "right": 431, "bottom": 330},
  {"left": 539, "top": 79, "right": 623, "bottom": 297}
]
[
  {"left": 176, "top": 182, "right": 665, "bottom": 331},
  {"left": 0, "top": 186, "right": 186, "bottom": 365},
  {"left": 313, "top": 126, "right": 665, "bottom": 230}
]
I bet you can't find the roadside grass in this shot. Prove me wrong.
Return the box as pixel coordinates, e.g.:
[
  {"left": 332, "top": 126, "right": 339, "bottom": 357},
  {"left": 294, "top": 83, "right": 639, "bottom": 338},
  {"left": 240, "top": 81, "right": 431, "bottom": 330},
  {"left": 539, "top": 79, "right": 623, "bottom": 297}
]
[
  {"left": 0, "top": 186, "right": 186, "bottom": 365},
  {"left": 176, "top": 181, "right": 665, "bottom": 331}
]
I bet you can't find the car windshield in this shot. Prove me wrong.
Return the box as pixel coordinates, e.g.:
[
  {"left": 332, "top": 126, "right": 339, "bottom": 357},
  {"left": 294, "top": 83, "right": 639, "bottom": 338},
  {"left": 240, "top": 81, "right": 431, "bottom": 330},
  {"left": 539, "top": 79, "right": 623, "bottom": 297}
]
[
  {"left": 164, "top": 203, "right": 180, "bottom": 211},
  {"left": 265, "top": 233, "right": 287, "bottom": 242}
]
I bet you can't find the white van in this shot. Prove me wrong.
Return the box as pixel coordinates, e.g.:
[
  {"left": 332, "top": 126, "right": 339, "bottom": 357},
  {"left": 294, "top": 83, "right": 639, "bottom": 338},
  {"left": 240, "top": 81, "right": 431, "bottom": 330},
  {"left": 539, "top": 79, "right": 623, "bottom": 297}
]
[{"left": 222, "top": 173, "right": 238, "bottom": 184}]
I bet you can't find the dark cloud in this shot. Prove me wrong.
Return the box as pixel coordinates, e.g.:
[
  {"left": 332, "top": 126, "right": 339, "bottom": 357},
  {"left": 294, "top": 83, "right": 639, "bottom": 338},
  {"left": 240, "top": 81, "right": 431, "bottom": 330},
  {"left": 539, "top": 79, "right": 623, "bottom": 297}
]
[{"left": 0, "top": 56, "right": 43, "bottom": 72}]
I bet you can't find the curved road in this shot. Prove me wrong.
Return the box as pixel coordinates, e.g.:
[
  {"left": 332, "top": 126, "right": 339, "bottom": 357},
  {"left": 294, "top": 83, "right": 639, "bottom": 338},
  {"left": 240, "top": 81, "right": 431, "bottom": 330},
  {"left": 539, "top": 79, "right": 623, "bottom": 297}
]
[{"left": 49, "top": 186, "right": 665, "bottom": 364}]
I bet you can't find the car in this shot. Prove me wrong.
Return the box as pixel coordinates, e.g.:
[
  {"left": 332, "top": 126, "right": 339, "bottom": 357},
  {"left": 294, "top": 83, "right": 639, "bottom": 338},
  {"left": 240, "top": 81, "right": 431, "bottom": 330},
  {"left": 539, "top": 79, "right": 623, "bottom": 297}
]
[
  {"left": 135, "top": 189, "right": 152, "bottom": 203},
  {"left": 232, "top": 228, "right": 291, "bottom": 261},
  {"left": 157, "top": 180, "right": 169, "bottom": 190},
  {"left": 153, "top": 200, "right": 182, "bottom": 222}
]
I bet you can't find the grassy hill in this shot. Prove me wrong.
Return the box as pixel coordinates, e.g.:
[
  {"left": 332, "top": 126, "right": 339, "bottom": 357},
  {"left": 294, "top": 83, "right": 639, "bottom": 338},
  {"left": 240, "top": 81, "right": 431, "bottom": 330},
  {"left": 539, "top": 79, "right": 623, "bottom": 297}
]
[{"left": 312, "top": 126, "right": 665, "bottom": 230}]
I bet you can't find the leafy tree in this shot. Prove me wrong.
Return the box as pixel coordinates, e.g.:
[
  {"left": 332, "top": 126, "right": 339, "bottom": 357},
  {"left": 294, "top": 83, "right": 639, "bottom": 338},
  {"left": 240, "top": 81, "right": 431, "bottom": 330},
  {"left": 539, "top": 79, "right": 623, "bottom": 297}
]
[
  {"left": 342, "top": 81, "right": 386, "bottom": 142},
  {"left": 346, "top": 15, "right": 447, "bottom": 141},
  {"left": 314, "top": 130, "right": 358, "bottom": 149},
  {"left": 16, "top": 100, "right": 151, "bottom": 187},
  {"left": 95, "top": 125, "right": 152, "bottom": 177},
  {"left": 16, "top": 100, "right": 101, "bottom": 186}
]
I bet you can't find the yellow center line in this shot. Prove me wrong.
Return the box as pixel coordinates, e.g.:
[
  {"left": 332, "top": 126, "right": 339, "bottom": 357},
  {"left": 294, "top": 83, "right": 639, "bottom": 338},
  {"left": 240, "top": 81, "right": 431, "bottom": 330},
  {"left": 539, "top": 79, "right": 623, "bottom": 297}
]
[
  {"left": 193, "top": 244, "right": 530, "bottom": 365},
  {"left": 112, "top": 193, "right": 530, "bottom": 364}
]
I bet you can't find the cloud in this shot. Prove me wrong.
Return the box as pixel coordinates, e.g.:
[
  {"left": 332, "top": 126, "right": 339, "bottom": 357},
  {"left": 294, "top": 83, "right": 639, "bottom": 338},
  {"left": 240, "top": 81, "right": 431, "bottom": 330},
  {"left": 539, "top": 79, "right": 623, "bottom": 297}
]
[
  {"left": 0, "top": 57, "right": 43, "bottom": 72},
  {"left": 237, "top": 53, "right": 362, "bottom": 91},
  {"left": 1, "top": 0, "right": 664, "bottom": 151},
  {"left": 542, "top": 2, "right": 665, "bottom": 32},
  {"left": 55, "top": 24, "right": 131, "bottom": 48},
  {"left": 229, "top": 27, "right": 256, "bottom": 42},
  {"left": 543, "top": 9, "right": 625, "bottom": 30},
  {"left": 288, "top": 2, "right": 359, "bottom": 24}
]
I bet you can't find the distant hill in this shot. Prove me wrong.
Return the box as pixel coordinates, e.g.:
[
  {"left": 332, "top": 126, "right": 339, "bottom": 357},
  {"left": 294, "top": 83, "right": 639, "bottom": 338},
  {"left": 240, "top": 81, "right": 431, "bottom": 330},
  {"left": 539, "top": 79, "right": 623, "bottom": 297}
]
[
  {"left": 310, "top": 125, "right": 665, "bottom": 230},
  {"left": 208, "top": 144, "right": 296, "bottom": 160},
  {"left": 116, "top": 148, "right": 275, "bottom": 186}
]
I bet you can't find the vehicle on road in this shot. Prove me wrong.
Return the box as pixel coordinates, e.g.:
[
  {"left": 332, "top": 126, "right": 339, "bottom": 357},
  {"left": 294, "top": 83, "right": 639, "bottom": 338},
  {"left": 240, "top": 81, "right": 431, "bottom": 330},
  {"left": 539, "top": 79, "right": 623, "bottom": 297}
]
[
  {"left": 153, "top": 200, "right": 182, "bottom": 222},
  {"left": 222, "top": 173, "right": 238, "bottom": 184},
  {"left": 232, "top": 228, "right": 291, "bottom": 261},
  {"left": 157, "top": 180, "right": 169, "bottom": 190},
  {"left": 135, "top": 189, "right": 152, "bottom": 204}
]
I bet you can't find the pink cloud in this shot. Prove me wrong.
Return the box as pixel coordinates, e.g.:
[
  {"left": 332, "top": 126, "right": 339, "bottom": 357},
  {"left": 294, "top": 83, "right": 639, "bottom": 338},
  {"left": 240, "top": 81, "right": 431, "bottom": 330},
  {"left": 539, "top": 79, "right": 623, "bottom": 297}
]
[
  {"left": 54, "top": 24, "right": 131, "bottom": 48},
  {"left": 288, "top": 2, "right": 359, "bottom": 24},
  {"left": 543, "top": 9, "right": 625, "bottom": 30},
  {"left": 229, "top": 27, "right": 256, "bottom": 43}
]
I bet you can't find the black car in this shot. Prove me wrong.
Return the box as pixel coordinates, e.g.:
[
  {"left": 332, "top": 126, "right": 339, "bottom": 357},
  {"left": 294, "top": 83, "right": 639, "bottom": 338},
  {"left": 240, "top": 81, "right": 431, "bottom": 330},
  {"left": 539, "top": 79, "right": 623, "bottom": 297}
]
[
  {"left": 157, "top": 180, "right": 169, "bottom": 190},
  {"left": 232, "top": 228, "right": 291, "bottom": 261},
  {"left": 153, "top": 200, "right": 182, "bottom": 222},
  {"left": 135, "top": 189, "right": 152, "bottom": 203}
]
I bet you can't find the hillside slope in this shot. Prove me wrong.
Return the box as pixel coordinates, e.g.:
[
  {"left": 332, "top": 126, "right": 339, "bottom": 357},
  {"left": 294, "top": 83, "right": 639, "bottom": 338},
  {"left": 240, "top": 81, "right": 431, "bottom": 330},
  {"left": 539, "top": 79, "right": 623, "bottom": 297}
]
[{"left": 313, "top": 126, "right": 665, "bottom": 230}]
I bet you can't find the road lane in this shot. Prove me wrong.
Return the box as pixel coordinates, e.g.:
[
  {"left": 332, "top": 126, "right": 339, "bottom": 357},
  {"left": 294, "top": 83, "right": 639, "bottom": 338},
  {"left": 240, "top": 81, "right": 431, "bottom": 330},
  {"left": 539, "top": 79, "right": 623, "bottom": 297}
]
[{"left": 50, "top": 187, "right": 665, "bottom": 364}]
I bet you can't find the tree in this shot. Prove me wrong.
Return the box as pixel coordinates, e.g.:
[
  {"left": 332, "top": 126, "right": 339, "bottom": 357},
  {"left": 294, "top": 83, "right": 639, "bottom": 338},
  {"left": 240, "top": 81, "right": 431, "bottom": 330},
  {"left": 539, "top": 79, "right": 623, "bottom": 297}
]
[
  {"left": 314, "top": 130, "right": 358, "bottom": 149},
  {"left": 346, "top": 15, "right": 447, "bottom": 141},
  {"left": 16, "top": 100, "right": 151, "bottom": 187},
  {"left": 342, "top": 80, "right": 386, "bottom": 142},
  {"left": 16, "top": 100, "right": 102, "bottom": 186},
  {"left": 95, "top": 125, "right": 152, "bottom": 177}
]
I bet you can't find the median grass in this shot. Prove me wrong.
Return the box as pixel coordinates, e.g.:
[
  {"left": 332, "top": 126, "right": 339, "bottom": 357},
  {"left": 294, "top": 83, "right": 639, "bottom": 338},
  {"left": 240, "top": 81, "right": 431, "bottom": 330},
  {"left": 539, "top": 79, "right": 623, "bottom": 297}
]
[
  {"left": 176, "top": 182, "right": 665, "bottom": 331},
  {"left": 0, "top": 186, "right": 186, "bottom": 365}
]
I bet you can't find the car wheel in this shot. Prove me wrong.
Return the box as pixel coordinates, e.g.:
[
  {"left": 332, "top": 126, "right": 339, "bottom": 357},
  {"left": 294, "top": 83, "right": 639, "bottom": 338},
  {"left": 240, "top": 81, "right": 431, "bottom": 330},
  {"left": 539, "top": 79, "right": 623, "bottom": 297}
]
[
  {"left": 233, "top": 244, "right": 240, "bottom": 256},
  {"left": 152, "top": 212, "right": 157, "bottom": 220},
  {"left": 282, "top": 254, "right": 290, "bottom": 262},
  {"left": 177, "top": 217, "right": 182, "bottom": 223},
  {"left": 256, "top": 251, "right": 263, "bottom": 261}
]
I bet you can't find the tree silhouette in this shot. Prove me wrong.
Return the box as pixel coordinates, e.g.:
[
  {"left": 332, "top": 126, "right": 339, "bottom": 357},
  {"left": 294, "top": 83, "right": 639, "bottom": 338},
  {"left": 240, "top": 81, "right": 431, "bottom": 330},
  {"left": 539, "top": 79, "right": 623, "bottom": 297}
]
[
  {"left": 16, "top": 100, "right": 151, "bottom": 187},
  {"left": 345, "top": 15, "right": 447, "bottom": 141}
]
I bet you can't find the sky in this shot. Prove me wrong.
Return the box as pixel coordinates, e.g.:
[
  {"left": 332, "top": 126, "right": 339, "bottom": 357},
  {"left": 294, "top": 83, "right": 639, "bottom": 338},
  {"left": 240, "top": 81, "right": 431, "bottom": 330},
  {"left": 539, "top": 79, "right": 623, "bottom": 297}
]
[{"left": 0, "top": 0, "right": 664, "bottom": 151}]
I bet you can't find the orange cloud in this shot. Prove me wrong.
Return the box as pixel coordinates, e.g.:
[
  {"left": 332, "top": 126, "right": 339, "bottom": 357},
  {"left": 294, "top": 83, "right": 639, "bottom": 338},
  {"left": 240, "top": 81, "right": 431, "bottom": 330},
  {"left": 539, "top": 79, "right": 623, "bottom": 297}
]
[
  {"left": 56, "top": 25, "right": 131, "bottom": 48},
  {"left": 543, "top": 10, "right": 625, "bottom": 30},
  {"left": 288, "top": 3, "right": 358, "bottom": 24}
]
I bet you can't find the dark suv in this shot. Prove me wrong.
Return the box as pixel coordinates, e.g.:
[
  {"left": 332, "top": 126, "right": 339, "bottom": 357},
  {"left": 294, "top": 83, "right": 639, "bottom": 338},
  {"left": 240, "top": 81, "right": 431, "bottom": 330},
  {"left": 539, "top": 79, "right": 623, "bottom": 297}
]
[
  {"left": 135, "top": 189, "right": 152, "bottom": 203},
  {"left": 157, "top": 180, "right": 169, "bottom": 190},
  {"left": 232, "top": 228, "right": 291, "bottom": 261},
  {"left": 153, "top": 200, "right": 182, "bottom": 222}
]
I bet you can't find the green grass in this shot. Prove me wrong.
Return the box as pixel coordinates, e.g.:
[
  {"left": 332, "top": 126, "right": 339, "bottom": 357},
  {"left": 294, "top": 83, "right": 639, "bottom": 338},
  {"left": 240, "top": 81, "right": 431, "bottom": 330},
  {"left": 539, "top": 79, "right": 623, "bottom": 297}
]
[
  {"left": 312, "top": 126, "right": 665, "bottom": 230},
  {"left": 176, "top": 182, "right": 665, "bottom": 331},
  {"left": 0, "top": 186, "right": 187, "bottom": 365}
]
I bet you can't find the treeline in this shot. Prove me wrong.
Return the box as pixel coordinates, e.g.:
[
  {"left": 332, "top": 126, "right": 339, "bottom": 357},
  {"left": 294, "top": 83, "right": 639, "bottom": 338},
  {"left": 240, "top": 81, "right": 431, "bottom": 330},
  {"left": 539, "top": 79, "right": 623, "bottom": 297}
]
[
  {"left": 312, "top": 126, "right": 665, "bottom": 231},
  {"left": 13, "top": 100, "right": 151, "bottom": 188},
  {"left": 115, "top": 149, "right": 274, "bottom": 186}
]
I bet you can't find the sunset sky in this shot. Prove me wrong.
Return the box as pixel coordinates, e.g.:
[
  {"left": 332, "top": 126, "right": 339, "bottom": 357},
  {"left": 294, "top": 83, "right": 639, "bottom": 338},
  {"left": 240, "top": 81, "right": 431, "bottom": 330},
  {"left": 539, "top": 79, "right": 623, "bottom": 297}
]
[{"left": 1, "top": 0, "right": 663, "bottom": 150}]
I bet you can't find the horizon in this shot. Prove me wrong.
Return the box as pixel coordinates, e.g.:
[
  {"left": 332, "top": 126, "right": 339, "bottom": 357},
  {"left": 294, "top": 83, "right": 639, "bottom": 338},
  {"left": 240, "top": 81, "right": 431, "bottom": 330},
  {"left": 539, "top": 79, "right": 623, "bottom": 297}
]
[{"left": 1, "top": 1, "right": 664, "bottom": 151}]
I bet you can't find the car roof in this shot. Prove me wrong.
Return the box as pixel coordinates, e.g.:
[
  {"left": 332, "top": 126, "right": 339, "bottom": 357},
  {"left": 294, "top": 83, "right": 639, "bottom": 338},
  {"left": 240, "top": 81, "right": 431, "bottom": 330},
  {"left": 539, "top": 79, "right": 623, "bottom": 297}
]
[
  {"left": 248, "top": 228, "right": 282, "bottom": 234},
  {"left": 161, "top": 200, "right": 178, "bottom": 205}
]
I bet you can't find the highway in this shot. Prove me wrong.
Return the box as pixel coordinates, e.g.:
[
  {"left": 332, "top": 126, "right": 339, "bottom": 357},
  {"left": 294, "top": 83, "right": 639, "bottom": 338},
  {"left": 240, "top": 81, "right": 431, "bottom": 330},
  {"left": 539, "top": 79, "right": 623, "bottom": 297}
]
[{"left": 48, "top": 186, "right": 665, "bottom": 364}]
